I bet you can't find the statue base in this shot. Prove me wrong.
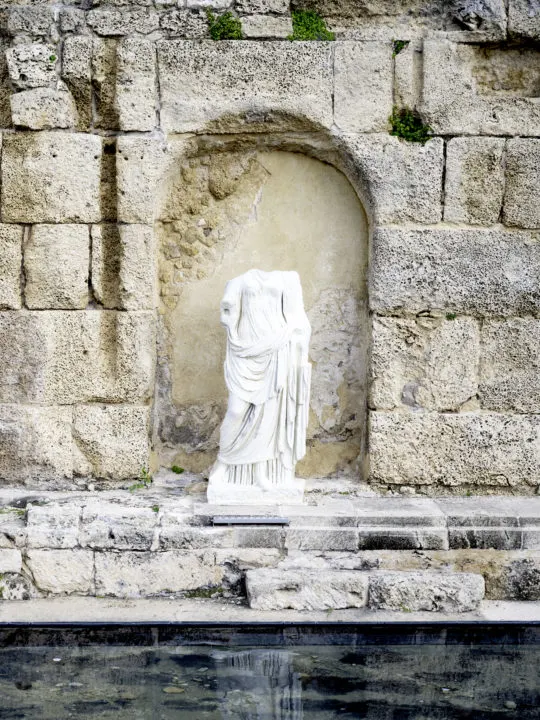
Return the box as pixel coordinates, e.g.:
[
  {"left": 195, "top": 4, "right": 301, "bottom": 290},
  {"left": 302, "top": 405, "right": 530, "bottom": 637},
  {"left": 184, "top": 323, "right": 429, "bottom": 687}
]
[{"left": 207, "top": 479, "right": 305, "bottom": 505}]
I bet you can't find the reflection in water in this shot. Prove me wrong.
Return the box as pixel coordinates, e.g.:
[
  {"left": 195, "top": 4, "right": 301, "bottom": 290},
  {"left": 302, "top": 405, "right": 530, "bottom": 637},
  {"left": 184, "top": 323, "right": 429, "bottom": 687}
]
[{"left": 213, "top": 650, "right": 303, "bottom": 720}]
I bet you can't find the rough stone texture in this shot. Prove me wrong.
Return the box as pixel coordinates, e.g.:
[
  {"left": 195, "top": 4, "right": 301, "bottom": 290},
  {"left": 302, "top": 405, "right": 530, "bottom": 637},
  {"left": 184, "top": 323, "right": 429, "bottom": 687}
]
[
  {"left": 26, "top": 550, "right": 94, "bottom": 595},
  {"left": 237, "top": 0, "right": 288, "bottom": 11},
  {"left": 0, "top": 405, "right": 72, "bottom": 485},
  {"left": 2, "top": 132, "right": 101, "bottom": 224},
  {"left": 11, "top": 88, "right": 78, "bottom": 130},
  {"left": 160, "top": 9, "right": 208, "bottom": 37},
  {"left": 480, "top": 319, "right": 540, "bottom": 413},
  {"left": 286, "top": 528, "right": 359, "bottom": 551},
  {"left": 0, "top": 549, "right": 22, "bottom": 575},
  {"left": 72, "top": 405, "right": 150, "bottom": 480},
  {"left": 160, "top": 524, "right": 234, "bottom": 550},
  {"left": 241, "top": 15, "right": 293, "bottom": 37},
  {"left": 0, "top": 573, "right": 35, "bottom": 600},
  {"left": 246, "top": 568, "right": 368, "bottom": 610},
  {"left": 358, "top": 527, "right": 448, "bottom": 551},
  {"left": 334, "top": 42, "right": 393, "bottom": 133},
  {"left": 116, "top": 37, "right": 156, "bottom": 131},
  {"left": 444, "top": 137, "right": 505, "bottom": 225},
  {"left": 157, "top": 40, "right": 333, "bottom": 132},
  {"left": 6, "top": 44, "right": 57, "bottom": 90},
  {"left": 95, "top": 550, "right": 222, "bottom": 597},
  {"left": 344, "top": 134, "right": 443, "bottom": 223},
  {"left": 26, "top": 504, "right": 80, "bottom": 549},
  {"left": 61, "top": 36, "right": 92, "bottom": 130},
  {"left": 368, "top": 572, "right": 485, "bottom": 612},
  {"left": 0, "top": 224, "right": 22, "bottom": 310},
  {"left": 421, "top": 40, "right": 540, "bottom": 136},
  {"left": 509, "top": 0, "right": 540, "bottom": 39},
  {"left": 370, "top": 412, "right": 540, "bottom": 489},
  {"left": 449, "top": 527, "right": 523, "bottom": 550},
  {"left": 370, "top": 316, "right": 479, "bottom": 411},
  {"left": 81, "top": 502, "right": 157, "bottom": 550},
  {"left": 87, "top": 8, "right": 160, "bottom": 35},
  {"left": 118, "top": 225, "right": 157, "bottom": 310},
  {"left": 5, "top": 6, "right": 55, "bottom": 37},
  {"left": 503, "top": 139, "right": 540, "bottom": 229},
  {"left": 370, "top": 227, "right": 540, "bottom": 317},
  {"left": 24, "top": 224, "right": 89, "bottom": 310}
]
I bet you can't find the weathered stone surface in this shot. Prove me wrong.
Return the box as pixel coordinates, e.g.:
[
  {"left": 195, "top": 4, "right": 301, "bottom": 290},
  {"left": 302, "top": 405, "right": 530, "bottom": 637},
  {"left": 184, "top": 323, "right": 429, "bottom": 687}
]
[
  {"left": 393, "top": 40, "right": 420, "bottom": 109},
  {"left": 236, "top": 0, "right": 288, "bottom": 11},
  {"left": 0, "top": 224, "right": 22, "bottom": 310},
  {"left": 0, "top": 549, "right": 22, "bottom": 574},
  {"left": 117, "top": 136, "right": 171, "bottom": 223},
  {"left": 358, "top": 527, "right": 449, "bottom": 550},
  {"left": 285, "top": 528, "right": 359, "bottom": 551},
  {"left": 90, "top": 225, "right": 120, "bottom": 308},
  {"left": 157, "top": 40, "right": 333, "bottom": 132},
  {"left": 451, "top": 0, "right": 507, "bottom": 34},
  {"left": 59, "top": 8, "right": 87, "bottom": 34},
  {"left": 503, "top": 138, "right": 540, "bottom": 229},
  {"left": 24, "top": 224, "right": 89, "bottom": 310},
  {"left": 246, "top": 568, "right": 368, "bottom": 610},
  {"left": 0, "top": 510, "right": 26, "bottom": 550},
  {"left": 6, "top": 44, "right": 57, "bottom": 90},
  {"left": 334, "top": 42, "right": 393, "bottom": 133},
  {"left": 344, "top": 135, "right": 443, "bottom": 224},
  {"left": 11, "top": 87, "right": 77, "bottom": 130},
  {"left": 26, "top": 550, "right": 94, "bottom": 595},
  {"left": 501, "top": 557, "right": 540, "bottom": 600},
  {"left": 87, "top": 8, "right": 159, "bottom": 35},
  {"left": 0, "top": 573, "right": 35, "bottom": 600},
  {"left": 81, "top": 502, "right": 157, "bottom": 550},
  {"left": 232, "top": 527, "right": 285, "bottom": 549},
  {"left": 5, "top": 7, "right": 54, "bottom": 37},
  {"left": 118, "top": 225, "right": 157, "bottom": 310},
  {"left": 370, "top": 412, "right": 540, "bottom": 489},
  {"left": 0, "top": 405, "right": 72, "bottom": 485},
  {"left": 444, "top": 137, "right": 505, "bottom": 225},
  {"left": 160, "top": 9, "right": 208, "bottom": 36},
  {"left": 438, "top": 496, "right": 529, "bottom": 527},
  {"left": 509, "top": 0, "right": 540, "bottom": 39},
  {"left": 116, "top": 37, "right": 156, "bottom": 131},
  {"left": 370, "top": 316, "right": 479, "bottom": 411},
  {"left": 480, "top": 318, "right": 540, "bottom": 412},
  {"left": 356, "top": 497, "right": 447, "bottom": 527},
  {"left": 368, "top": 571, "right": 485, "bottom": 612},
  {"left": 160, "top": 524, "right": 234, "bottom": 550},
  {"left": 61, "top": 36, "right": 93, "bottom": 130},
  {"left": 2, "top": 132, "right": 101, "bottom": 223},
  {"left": 72, "top": 405, "right": 149, "bottom": 480},
  {"left": 421, "top": 40, "right": 540, "bottom": 136},
  {"left": 26, "top": 504, "right": 80, "bottom": 549},
  {"left": 370, "top": 227, "right": 540, "bottom": 316},
  {"left": 241, "top": 15, "right": 293, "bottom": 37},
  {"left": 91, "top": 38, "right": 119, "bottom": 130},
  {"left": 449, "top": 527, "right": 523, "bottom": 550},
  {"left": 95, "top": 550, "right": 222, "bottom": 597}
]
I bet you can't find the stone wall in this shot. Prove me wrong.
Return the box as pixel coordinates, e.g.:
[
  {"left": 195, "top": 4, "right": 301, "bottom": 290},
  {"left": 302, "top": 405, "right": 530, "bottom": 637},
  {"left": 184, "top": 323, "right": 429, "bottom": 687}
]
[{"left": 0, "top": 0, "right": 538, "bottom": 493}]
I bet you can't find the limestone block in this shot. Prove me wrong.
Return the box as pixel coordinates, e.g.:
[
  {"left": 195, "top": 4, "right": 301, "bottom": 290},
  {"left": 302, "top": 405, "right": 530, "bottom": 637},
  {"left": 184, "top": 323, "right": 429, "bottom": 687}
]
[
  {"left": 0, "top": 510, "right": 26, "bottom": 550},
  {"left": 444, "top": 137, "right": 505, "bottom": 225},
  {"left": 0, "top": 405, "right": 72, "bottom": 484},
  {"left": 0, "top": 573, "right": 36, "bottom": 600},
  {"left": 449, "top": 527, "right": 523, "bottom": 550},
  {"left": 61, "top": 36, "right": 92, "bottom": 129},
  {"left": 420, "top": 39, "right": 540, "bottom": 136},
  {"left": 95, "top": 550, "right": 222, "bottom": 597},
  {"left": 370, "top": 412, "right": 540, "bottom": 489},
  {"left": 72, "top": 405, "right": 149, "bottom": 480},
  {"left": 370, "top": 227, "right": 540, "bottom": 316},
  {"left": 2, "top": 132, "right": 101, "bottom": 223},
  {"left": 236, "top": 0, "right": 288, "bottom": 12},
  {"left": 344, "top": 135, "right": 443, "bottom": 224},
  {"left": 90, "top": 225, "right": 120, "bottom": 307},
  {"left": 232, "top": 527, "right": 285, "bottom": 549},
  {"left": 11, "top": 88, "right": 78, "bottom": 130},
  {"left": 0, "top": 549, "right": 22, "bottom": 574},
  {"left": 241, "top": 15, "right": 293, "bottom": 37},
  {"left": 246, "top": 568, "right": 368, "bottom": 610},
  {"left": 87, "top": 8, "right": 160, "bottom": 35},
  {"left": 0, "top": 224, "right": 22, "bottom": 310},
  {"left": 117, "top": 136, "right": 171, "bottom": 223},
  {"left": 6, "top": 44, "right": 57, "bottom": 90},
  {"left": 503, "top": 138, "right": 540, "bottom": 229},
  {"left": 116, "top": 37, "right": 156, "bottom": 131},
  {"left": 157, "top": 40, "right": 333, "bottom": 132},
  {"left": 509, "top": 0, "right": 540, "bottom": 39},
  {"left": 59, "top": 9, "right": 87, "bottom": 34},
  {"left": 500, "top": 557, "right": 540, "bottom": 600},
  {"left": 480, "top": 319, "right": 540, "bottom": 412},
  {"left": 91, "top": 38, "right": 119, "bottom": 130},
  {"left": 370, "top": 316, "right": 479, "bottom": 411},
  {"left": 160, "top": 9, "right": 208, "bottom": 37},
  {"left": 80, "top": 502, "right": 158, "bottom": 550},
  {"left": 118, "top": 225, "right": 157, "bottom": 310},
  {"left": 358, "top": 527, "right": 448, "bottom": 551},
  {"left": 368, "top": 571, "right": 485, "bottom": 612},
  {"left": 285, "top": 528, "right": 359, "bottom": 551},
  {"left": 185, "top": 0, "right": 231, "bottom": 7},
  {"left": 160, "top": 524, "right": 234, "bottom": 550},
  {"left": 24, "top": 224, "right": 89, "bottom": 309},
  {"left": 5, "top": 7, "right": 54, "bottom": 37},
  {"left": 26, "top": 550, "right": 94, "bottom": 594},
  {"left": 334, "top": 42, "right": 393, "bottom": 133},
  {"left": 26, "top": 503, "right": 81, "bottom": 549}
]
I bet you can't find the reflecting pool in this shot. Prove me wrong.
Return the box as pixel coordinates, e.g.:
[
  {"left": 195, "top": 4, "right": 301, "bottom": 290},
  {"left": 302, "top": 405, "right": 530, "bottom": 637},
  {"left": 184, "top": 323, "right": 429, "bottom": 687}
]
[{"left": 0, "top": 624, "right": 538, "bottom": 719}]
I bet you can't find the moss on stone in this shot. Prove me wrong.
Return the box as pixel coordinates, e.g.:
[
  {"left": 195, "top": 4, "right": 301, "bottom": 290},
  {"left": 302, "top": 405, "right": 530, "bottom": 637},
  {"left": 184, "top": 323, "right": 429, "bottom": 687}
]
[
  {"left": 206, "top": 10, "right": 243, "bottom": 40},
  {"left": 392, "top": 40, "right": 409, "bottom": 57},
  {"left": 288, "top": 10, "right": 335, "bottom": 41},
  {"left": 389, "top": 106, "right": 432, "bottom": 144},
  {"left": 184, "top": 586, "right": 224, "bottom": 599}
]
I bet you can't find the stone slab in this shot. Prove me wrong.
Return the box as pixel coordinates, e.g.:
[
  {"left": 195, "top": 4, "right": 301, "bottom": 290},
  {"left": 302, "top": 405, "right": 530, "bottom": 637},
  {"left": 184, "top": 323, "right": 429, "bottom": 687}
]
[
  {"left": 436, "top": 497, "right": 534, "bottom": 527},
  {"left": 6, "top": 44, "right": 57, "bottom": 90},
  {"left": 0, "top": 549, "right": 22, "bottom": 574},
  {"left": 26, "top": 503, "right": 81, "bottom": 549},
  {"left": 80, "top": 502, "right": 158, "bottom": 551},
  {"left": 116, "top": 37, "right": 156, "bottom": 131},
  {"left": 449, "top": 528, "right": 523, "bottom": 551},
  {"left": 241, "top": 15, "right": 292, "bottom": 37},
  {"left": 358, "top": 528, "right": 448, "bottom": 551},
  {"left": 25, "top": 549, "right": 94, "bottom": 595},
  {"left": 370, "top": 227, "right": 540, "bottom": 316},
  {"left": 11, "top": 88, "right": 78, "bottom": 130},
  {"left": 157, "top": 40, "right": 333, "bottom": 132},
  {"left": 503, "top": 138, "right": 540, "bottom": 229},
  {"left": 285, "top": 528, "right": 359, "bottom": 551},
  {"left": 0, "top": 224, "right": 22, "bottom": 310},
  {"left": 355, "top": 497, "right": 447, "bottom": 527}
]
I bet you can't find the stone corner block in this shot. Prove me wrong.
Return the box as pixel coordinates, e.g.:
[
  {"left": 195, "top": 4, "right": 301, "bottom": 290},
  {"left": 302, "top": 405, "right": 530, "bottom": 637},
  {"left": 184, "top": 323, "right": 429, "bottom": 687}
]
[
  {"left": 2, "top": 132, "right": 102, "bottom": 224},
  {"left": 24, "top": 224, "right": 89, "bottom": 310},
  {"left": 0, "top": 224, "right": 22, "bottom": 310},
  {"left": 503, "top": 138, "right": 540, "bottom": 229}
]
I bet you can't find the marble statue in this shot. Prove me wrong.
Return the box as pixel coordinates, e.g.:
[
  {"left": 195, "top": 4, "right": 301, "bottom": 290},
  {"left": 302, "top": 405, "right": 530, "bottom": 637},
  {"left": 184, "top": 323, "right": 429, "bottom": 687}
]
[{"left": 207, "top": 269, "right": 311, "bottom": 504}]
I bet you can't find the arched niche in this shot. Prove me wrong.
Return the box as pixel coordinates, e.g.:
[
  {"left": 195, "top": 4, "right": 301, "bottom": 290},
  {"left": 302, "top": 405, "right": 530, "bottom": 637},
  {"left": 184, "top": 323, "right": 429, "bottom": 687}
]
[{"left": 154, "top": 146, "right": 370, "bottom": 480}]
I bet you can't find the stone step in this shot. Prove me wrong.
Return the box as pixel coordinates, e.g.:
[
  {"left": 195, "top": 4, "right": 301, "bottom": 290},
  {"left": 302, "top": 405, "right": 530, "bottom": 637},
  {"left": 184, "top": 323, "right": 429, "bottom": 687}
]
[{"left": 246, "top": 568, "right": 485, "bottom": 613}]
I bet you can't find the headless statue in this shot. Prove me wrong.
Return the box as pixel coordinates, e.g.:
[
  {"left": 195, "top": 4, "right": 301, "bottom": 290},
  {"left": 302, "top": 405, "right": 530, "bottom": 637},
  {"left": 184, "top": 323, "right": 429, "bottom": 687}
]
[{"left": 207, "top": 269, "right": 311, "bottom": 504}]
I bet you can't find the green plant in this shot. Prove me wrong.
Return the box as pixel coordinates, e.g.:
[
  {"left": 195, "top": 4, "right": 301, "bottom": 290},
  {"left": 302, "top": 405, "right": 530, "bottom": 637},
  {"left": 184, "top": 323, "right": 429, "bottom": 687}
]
[
  {"left": 206, "top": 10, "right": 242, "bottom": 40},
  {"left": 446, "top": 313, "right": 457, "bottom": 320},
  {"left": 171, "top": 465, "right": 184, "bottom": 475},
  {"left": 389, "top": 106, "right": 432, "bottom": 144},
  {"left": 184, "top": 586, "right": 224, "bottom": 599},
  {"left": 392, "top": 40, "right": 409, "bottom": 57},
  {"left": 128, "top": 467, "right": 153, "bottom": 493},
  {"left": 288, "top": 10, "right": 335, "bottom": 41},
  {"left": 152, "top": 505, "right": 160, "bottom": 513}
]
